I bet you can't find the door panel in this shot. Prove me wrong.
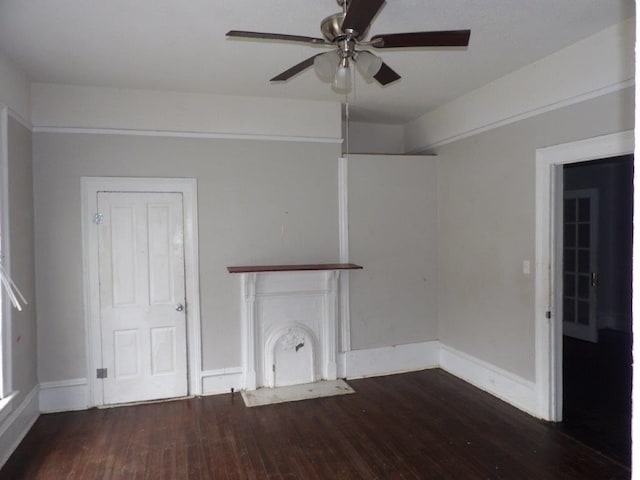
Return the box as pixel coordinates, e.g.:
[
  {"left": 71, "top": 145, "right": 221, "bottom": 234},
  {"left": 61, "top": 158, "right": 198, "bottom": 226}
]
[
  {"left": 98, "top": 192, "right": 187, "bottom": 405},
  {"left": 110, "top": 205, "right": 137, "bottom": 306},
  {"left": 114, "top": 329, "right": 140, "bottom": 378},
  {"left": 151, "top": 326, "right": 176, "bottom": 375},
  {"left": 148, "top": 204, "right": 175, "bottom": 305}
]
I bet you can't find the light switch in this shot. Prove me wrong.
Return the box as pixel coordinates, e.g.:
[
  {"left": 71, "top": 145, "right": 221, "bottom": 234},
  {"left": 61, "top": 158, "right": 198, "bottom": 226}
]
[{"left": 523, "top": 260, "right": 531, "bottom": 276}]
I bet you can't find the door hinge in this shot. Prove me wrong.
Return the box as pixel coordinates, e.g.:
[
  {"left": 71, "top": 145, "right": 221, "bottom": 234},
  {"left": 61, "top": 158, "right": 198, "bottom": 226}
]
[
  {"left": 272, "top": 364, "right": 275, "bottom": 373},
  {"left": 96, "top": 368, "right": 108, "bottom": 379},
  {"left": 94, "top": 212, "right": 104, "bottom": 225},
  {"left": 545, "top": 311, "right": 552, "bottom": 319}
]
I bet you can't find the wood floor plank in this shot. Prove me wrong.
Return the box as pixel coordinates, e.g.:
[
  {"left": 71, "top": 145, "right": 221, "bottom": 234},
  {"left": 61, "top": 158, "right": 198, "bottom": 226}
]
[{"left": 0, "top": 369, "right": 631, "bottom": 479}]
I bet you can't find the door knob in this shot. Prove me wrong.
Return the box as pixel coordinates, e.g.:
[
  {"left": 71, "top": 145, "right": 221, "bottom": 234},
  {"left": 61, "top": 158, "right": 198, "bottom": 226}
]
[{"left": 176, "top": 303, "right": 184, "bottom": 312}]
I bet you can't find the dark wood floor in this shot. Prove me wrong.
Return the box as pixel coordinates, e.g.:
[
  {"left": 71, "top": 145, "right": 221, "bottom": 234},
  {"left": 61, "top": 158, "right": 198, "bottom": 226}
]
[{"left": 1, "top": 369, "right": 630, "bottom": 479}]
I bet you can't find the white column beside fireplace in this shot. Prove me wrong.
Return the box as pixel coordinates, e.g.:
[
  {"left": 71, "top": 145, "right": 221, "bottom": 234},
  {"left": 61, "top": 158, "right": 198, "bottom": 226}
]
[{"left": 228, "top": 264, "right": 362, "bottom": 391}]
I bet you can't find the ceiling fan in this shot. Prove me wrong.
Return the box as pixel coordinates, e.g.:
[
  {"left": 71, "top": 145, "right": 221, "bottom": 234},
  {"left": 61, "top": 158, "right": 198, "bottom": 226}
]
[{"left": 227, "top": 0, "right": 470, "bottom": 92}]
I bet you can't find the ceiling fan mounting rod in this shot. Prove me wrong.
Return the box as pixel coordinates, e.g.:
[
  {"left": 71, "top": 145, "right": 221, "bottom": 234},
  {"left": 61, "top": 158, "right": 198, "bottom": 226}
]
[{"left": 338, "top": 37, "right": 356, "bottom": 59}]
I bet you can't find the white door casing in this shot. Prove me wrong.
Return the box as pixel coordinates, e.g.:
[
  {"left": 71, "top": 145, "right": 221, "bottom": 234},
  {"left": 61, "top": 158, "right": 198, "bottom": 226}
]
[
  {"left": 98, "top": 192, "right": 187, "bottom": 404},
  {"left": 82, "top": 177, "right": 201, "bottom": 407},
  {"left": 535, "top": 130, "right": 633, "bottom": 421}
]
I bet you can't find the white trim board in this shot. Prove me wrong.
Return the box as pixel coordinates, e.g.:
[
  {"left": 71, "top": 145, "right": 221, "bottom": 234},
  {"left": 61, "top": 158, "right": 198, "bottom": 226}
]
[
  {"left": 81, "top": 177, "right": 202, "bottom": 407},
  {"left": 344, "top": 341, "right": 537, "bottom": 416},
  {"left": 439, "top": 344, "right": 537, "bottom": 417},
  {"left": 337, "top": 156, "right": 351, "bottom": 378},
  {"left": 33, "top": 126, "right": 343, "bottom": 145},
  {"left": 0, "top": 386, "right": 39, "bottom": 469},
  {"left": 0, "top": 105, "right": 12, "bottom": 398},
  {"left": 344, "top": 341, "right": 440, "bottom": 379},
  {"left": 39, "top": 378, "right": 90, "bottom": 413},
  {"left": 201, "top": 368, "right": 243, "bottom": 396},
  {"left": 534, "top": 130, "right": 634, "bottom": 421},
  {"left": 37, "top": 371, "right": 244, "bottom": 410},
  {"left": 30, "top": 340, "right": 541, "bottom": 421}
]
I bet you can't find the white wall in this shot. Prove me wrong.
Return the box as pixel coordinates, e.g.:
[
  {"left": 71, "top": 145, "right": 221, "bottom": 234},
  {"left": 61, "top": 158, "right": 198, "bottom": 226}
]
[
  {"left": 33, "top": 132, "right": 341, "bottom": 383},
  {"left": 346, "top": 122, "right": 404, "bottom": 154},
  {"left": 405, "top": 18, "right": 635, "bottom": 152},
  {"left": 0, "top": 52, "right": 30, "bottom": 124},
  {"left": 32, "top": 83, "right": 341, "bottom": 141},
  {"left": 437, "top": 87, "right": 634, "bottom": 381},
  {"left": 348, "top": 154, "right": 439, "bottom": 350},
  {"left": 6, "top": 117, "right": 37, "bottom": 400},
  {"left": 0, "top": 115, "right": 39, "bottom": 469},
  {"left": 2, "top": 13, "right": 634, "bottom": 426}
]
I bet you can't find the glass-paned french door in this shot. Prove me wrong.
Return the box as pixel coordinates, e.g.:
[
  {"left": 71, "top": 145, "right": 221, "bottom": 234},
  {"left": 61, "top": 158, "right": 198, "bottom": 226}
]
[{"left": 562, "top": 189, "right": 598, "bottom": 343}]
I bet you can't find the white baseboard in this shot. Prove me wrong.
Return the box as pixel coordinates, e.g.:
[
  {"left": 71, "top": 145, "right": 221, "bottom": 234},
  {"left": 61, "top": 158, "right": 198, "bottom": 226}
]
[
  {"left": 201, "top": 367, "right": 243, "bottom": 395},
  {"left": 39, "top": 378, "right": 90, "bottom": 413},
  {"left": 439, "top": 344, "right": 538, "bottom": 416},
  {"left": 33, "top": 344, "right": 539, "bottom": 421},
  {"left": 0, "top": 386, "right": 40, "bottom": 469},
  {"left": 38, "top": 370, "right": 245, "bottom": 409},
  {"left": 345, "top": 341, "right": 440, "bottom": 379}
]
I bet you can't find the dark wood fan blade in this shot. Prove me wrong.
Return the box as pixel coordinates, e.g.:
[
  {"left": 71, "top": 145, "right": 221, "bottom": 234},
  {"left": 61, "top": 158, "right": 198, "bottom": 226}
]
[
  {"left": 370, "top": 30, "right": 471, "bottom": 48},
  {"left": 227, "top": 30, "right": 327, "bottom": 45},
  {"left": 342, "top": 0, "right": 385, "bottom": 36},
  {"left": 270, "top": 54, "right": 322, "bottom": 82},
  {"left": 373, "top": 62, "right": 401, "bottom": 86}
]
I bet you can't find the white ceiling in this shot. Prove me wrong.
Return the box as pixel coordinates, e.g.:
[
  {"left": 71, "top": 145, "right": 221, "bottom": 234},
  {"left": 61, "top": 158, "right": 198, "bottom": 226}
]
[{"left": 0, "top": 0, "right": 635, "bottom": 124}]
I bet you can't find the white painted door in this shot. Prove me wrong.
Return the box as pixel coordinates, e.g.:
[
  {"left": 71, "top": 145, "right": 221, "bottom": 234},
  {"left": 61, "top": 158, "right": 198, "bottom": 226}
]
[
  {"left": 562, "top": 189, "right": 598, "bottom": 343},
  {"left": 97, "top": 192, "right": 187, "bottom": 404}
]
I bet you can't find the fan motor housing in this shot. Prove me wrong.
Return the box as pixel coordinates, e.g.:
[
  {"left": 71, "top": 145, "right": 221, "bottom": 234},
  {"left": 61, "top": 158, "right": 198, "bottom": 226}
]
[
  {"left": 321, "top": 12, "right": 369, "bottom": 43},
  {"left": 321, "top": 12, "right": 345, "bottom": 42}
]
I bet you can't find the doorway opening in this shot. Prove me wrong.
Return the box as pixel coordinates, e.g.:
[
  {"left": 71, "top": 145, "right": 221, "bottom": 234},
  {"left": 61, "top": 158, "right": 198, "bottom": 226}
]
[
  {"left": 559, "top": 155, "right": 633, "bottom": 466},
  {"left": 534, "top": 130, "right": 633, "bottom": 431},
  {"left": 82, "top": 177, "right": 201, "bottom": 407}
]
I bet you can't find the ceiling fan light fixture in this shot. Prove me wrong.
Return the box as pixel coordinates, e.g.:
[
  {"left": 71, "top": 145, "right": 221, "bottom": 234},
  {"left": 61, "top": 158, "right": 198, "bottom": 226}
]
[
  {"left": 314, "top": 50, "right": 341, "bottom": 82},
  {"left": 333, "top": 57, "right": 352, "bottom": 91},
  {"left": 228, "top": 0, "right": 470, "bottom": 91},
  {"left": 355, "top": 50, "right": 383, "bottom": 80}
]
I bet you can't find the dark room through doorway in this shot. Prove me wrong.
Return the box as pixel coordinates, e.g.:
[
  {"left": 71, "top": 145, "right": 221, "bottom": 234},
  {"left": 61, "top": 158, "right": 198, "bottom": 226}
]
[{"left": 560, "top": 154, "right": 633, "bottom": 466}]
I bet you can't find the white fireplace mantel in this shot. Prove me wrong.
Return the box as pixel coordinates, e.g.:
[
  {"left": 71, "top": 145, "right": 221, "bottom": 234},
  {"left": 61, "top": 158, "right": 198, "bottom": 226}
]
[{"left": 228, "top": 264, "right": 362, "bottom": 391}]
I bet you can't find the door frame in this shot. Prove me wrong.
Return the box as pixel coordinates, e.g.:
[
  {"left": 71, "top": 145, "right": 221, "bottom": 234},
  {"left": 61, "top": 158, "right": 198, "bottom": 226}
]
[
  {"left": 534, "top": 130, "right": 633, "bottom": 421},
  {"left": 81, "top": 177, "right": 201, "bottom": 407}
]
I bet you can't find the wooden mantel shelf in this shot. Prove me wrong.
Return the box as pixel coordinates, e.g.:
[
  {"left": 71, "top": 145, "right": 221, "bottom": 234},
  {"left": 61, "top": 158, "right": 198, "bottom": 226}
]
[{"left": 227, "top": 263, "right": 363, "bottom": 274}]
